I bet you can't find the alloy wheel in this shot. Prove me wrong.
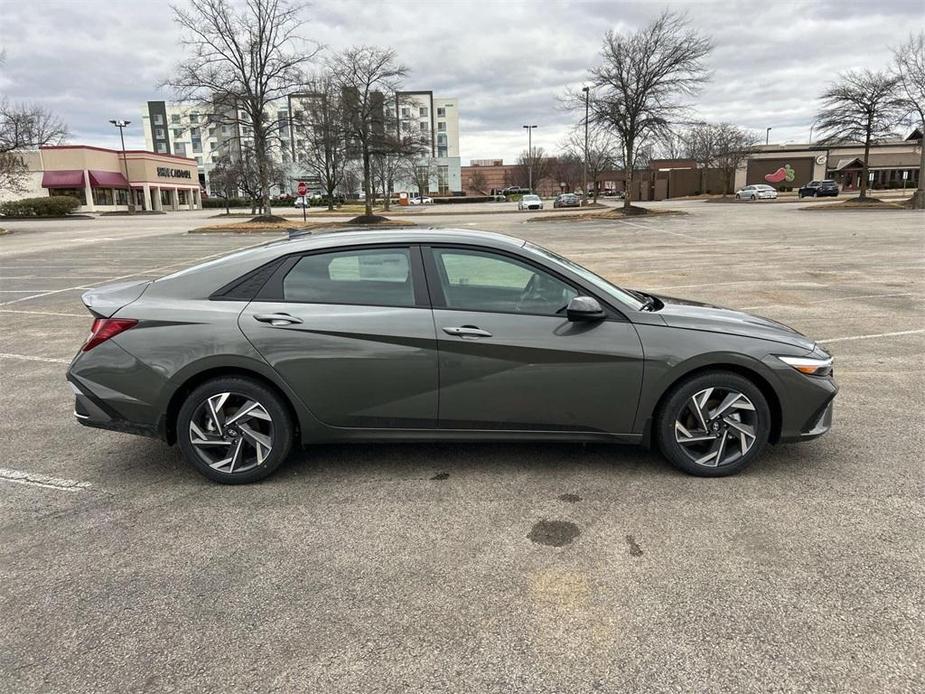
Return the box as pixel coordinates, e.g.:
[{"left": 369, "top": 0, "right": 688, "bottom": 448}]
[
  {"left": 674, "top": 387, "right": 758, "bottom": 468},
  {"left": 188, "top": 392, "right": 274, "bottom": 474}
]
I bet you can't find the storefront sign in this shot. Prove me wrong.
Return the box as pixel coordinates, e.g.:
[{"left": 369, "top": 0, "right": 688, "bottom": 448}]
[{"left": 156, "top": 167, "right": 192, "bottom": 179}]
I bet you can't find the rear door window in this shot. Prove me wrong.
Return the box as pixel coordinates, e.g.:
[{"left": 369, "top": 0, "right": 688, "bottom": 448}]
[{"left": 283, "top": 248, "right": 414, "bottom": 307}]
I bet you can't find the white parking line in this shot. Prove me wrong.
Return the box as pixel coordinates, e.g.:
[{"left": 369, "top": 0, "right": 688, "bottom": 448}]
[
  {"left": 820, "top": 329, "right": 925, "bottom": 344},
  {"left": 740, "top": 292, "right": 917, "bottom": 311},
  {"left": 0, "top": 352, "right": 70, "bottom": 364},
  {"left": 0, "top": 309, "right": 88, "bottom": 317},
  {"left": 0, "top": 243, "right": 260, "bottom": 307},
  {"left": 0, "top": 467, "right": 91, "bottom": 492},
  {"left": 617, "top": 219, "right": 703, "bottom": 241}
]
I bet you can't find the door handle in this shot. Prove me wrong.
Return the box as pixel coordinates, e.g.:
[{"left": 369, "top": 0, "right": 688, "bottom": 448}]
[
  {"left": 254, "top": 313, "right": 303, "bottom": 326},
  {"left": 443, "top": 325, "right": 492, "bottom": 338}
]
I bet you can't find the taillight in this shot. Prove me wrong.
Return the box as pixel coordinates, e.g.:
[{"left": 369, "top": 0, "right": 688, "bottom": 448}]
[{"left": 83, "top": 318, "right": 138, "bottom": 352}]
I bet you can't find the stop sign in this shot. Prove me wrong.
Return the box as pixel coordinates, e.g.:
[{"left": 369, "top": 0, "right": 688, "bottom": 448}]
[{"left": 297, "top": 181, "right": 307, "bottom": 196}]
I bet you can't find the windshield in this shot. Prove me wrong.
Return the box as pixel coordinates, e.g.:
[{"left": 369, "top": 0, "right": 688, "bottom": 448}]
[
  {"left": 524, "top": 195, "right": 540, "bottom": 201},
  {"left": 525, "top": 242, "right": 646, "bottom": 311}
]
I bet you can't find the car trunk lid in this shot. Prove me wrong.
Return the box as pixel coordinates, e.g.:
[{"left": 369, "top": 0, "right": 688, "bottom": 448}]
[{"left": 81, "top": 280, "right": 151, "bottom": 318}]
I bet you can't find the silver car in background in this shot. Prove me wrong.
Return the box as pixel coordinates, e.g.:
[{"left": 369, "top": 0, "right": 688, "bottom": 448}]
[{"left": 735, "top": 184, "right": 778, "bottom": 200}]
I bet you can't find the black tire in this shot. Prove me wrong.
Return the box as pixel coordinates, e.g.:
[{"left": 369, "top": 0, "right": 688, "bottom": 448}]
[
  {"left": 177, "top": 376, "right": 294, "bottom": 484},
  {"left": 655, "top": 370, "right": 771, "bottom": 477}
]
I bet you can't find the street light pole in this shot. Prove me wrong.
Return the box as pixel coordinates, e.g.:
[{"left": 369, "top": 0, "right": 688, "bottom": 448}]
[
  {"left": 109, "top": 119, "right": 135, "bottom": 214},
  {"left": 582, "top": 86, "right": 589, "bottom": 206},
  {"left": 522, "top": 124, "right": 537, "bottom": 192},
  {"left": 765, "top": 127, "right": 773, "bottom": 145}
]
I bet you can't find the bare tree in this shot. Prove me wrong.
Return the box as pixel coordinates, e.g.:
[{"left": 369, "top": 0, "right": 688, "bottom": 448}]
[
  {"left": 292, "top": 74, "right": 348, "bottom": 211},
  {"left": 330, "top": 46, "right": 407, "bottom": 217},
  {"left": 208, "top": 153, "right": 244, "bottom": 214},
  {"left": 403, "top": 156, "right": 436, "bottom": 201},
  {"left": 467, "top": 169, "right": 488, "bottom": 194},
  {"left": 372, "top": 106, "right": 426, "bottom": 211},
  {"left": 515, "top": 146, "right": 552, "bottom": 192},
  {"left": 0, "top": 59, "right": 67, "bottom": 195},
  {"left": 893, "top": 32, "right": 925, "bottom": 207},
  {"left": 582, "top": 11, "right": 711, "bottom": 211},
  {"left": 563, "top": 126, "right": 618, "bottom": 201},
  {"left": 684, "top": 122, "right": 718, "bottom": 193},
  {"left": 164, "top": 0, "right": 319, "bottom": 215},
  {"left": 815, "top": 70, "right": 905, "bottom": 200},
  {"left": 552, "top": 151, "right": 582, "bottom": 194},
  {"left": 712, "top": 124, "right": 758, "bottom": 196}
]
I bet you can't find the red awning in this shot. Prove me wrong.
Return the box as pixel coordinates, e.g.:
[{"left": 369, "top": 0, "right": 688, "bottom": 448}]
[
  {"left": 88, "top": 170, "right": 130, "bottom": 188},
  {"left": 41, "top": 170, "right": 85, "bottom": 188}
]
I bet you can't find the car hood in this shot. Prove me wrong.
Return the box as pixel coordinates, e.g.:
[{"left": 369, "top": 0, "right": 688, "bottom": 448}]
[{"left": 648, "top": 293, "right": 816, "bottom": 350}]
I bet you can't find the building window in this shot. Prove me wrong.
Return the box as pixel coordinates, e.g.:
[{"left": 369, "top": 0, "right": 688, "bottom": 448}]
[
  {"left": 192, "top": 141, "right": 202, "bottom": 154},
  {"left": 437, "top": 107, "right": 445, "bottom": 118},
  {"left": 93, "top": 188, "right": 115, "bottom": 206},
  {"left": 155, "top": 128, "right": 165, "bottom": 139},
  {"left": 437, "top": 165, "right": 449, "bottom": 194},
  {"left": 178, "top": 189, "right": 187, "bottom": 205},
  {"left": 116, "top": 189, "right": 129, "bottom": 206},
  {"left": 153, "top": 114, "right": 164, "bottom": 125},
  {"left": 189, "top": 112, "right": 199, "bottom": 123},
  {"left": 401, "top": 107, "right": 410, "bottom": 118},
  {"left": 174, "top": 142, "right": 186, "bottom": 156},
  {"left": 419, "top": 121, "right": 428, "bottom": 132},
  {"left": 156, "top": 142, "right": 167, "bottom": 154},
  {"left": 195, "top": 156, "right": 202, "bottom": 165},
  {"left": 438, "top": 146, "right": 448, "bottom": 158},
  {"left": 172, "top": 129, "right": 183, "bottom": 140},
  {"left": 437, "top": 121, "right": 446, "bottom": 131},
  {"left": 171, "top": 114, "right": 180, "bottom": 124},
  {"left": 419, "top": 106, "right": 428, "bottom": 118},
  {"left": 222, "top": 125, "right": 229, "bottom": 135},
  {"left": 208, "top": 127, "right": 217, "bottom": 137}
]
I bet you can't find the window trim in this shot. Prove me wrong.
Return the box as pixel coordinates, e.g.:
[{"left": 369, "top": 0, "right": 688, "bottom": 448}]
[
  {"left": 421, "top": 244, "right": 626, "bottom": 321},
  {"left": 252, "top": 243, "right": 430, "bottom": 309}
]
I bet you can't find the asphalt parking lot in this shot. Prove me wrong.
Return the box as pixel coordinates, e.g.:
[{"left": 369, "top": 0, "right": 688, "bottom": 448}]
[{"left": 1, "top": 201, "right": 922, "bottom": 692}]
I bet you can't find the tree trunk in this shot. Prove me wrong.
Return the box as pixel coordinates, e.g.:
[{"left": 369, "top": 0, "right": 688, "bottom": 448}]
[
  {"left": 859, "top": 125, "right": 871, "bottom": 200},
  {"left": 914, "top": 132, "right": 925, "bottom": 209},
  {"left": 362, "top": 149, "right": 373, "bottom": 217},
  {"left": 623, "top": 140, "right": 633, "bottom": 212}
]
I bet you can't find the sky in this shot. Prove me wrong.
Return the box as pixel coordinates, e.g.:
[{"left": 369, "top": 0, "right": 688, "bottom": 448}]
[{"left": 0, "top": 0, "right": 921, "bottom": 164}]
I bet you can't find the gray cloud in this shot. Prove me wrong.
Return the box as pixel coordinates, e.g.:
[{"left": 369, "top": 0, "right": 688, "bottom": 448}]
[{"left": 1, "top": 0, "right": 920, "bottom": 162}]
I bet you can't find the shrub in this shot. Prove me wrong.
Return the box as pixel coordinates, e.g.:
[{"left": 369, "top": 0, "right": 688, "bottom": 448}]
[
  {"left": 0, "top": 196, "right": 82, "bottom": 217},
  {"left": 201, "top": 197, "right": 252, "bottom": 208},
  {"left": 433, "top": 196, "right": 496, "bottom": 204}
]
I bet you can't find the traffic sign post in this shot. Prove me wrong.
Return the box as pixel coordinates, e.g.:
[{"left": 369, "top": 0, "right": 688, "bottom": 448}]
[{"left": 297, "top": 181, "right": 307, "bottom": 223}]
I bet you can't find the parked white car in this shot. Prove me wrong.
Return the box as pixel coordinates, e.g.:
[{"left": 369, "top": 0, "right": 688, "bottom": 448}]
[
  {"left": 735, "top": 184, "right": 778, "bottom": 201},
  {"left": 518, "top": 194, "right": 544, "bottom": 211},
  {"left": 409, "top": 195, "right": 433, "bottom": 205}
]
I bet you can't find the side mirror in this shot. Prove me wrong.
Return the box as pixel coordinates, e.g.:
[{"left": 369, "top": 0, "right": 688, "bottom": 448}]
[{"left": 566, "top": 296, "right": 605, "bottom": 322}]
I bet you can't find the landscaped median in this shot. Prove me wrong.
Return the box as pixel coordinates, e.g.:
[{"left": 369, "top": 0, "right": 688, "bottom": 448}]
[
  {"left": 799, "top": 196, "right": 917, "bottom": 211},
  {"left": 189, "top": 214, "right": 417, "bottom": 234},
  {"left": 526, "top": 205, "right": 683, "bottom": 223}
]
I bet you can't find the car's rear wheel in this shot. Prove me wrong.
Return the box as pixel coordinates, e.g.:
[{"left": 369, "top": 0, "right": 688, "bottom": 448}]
[
  {"left": 655, "top": 371, "right": 771, "bottom": 477},
  {"left": 177, "top": 377, "right": 294, "bottom": 484},
  {"left": 735, "top": 193, "right": 740, "bottom": 199}
]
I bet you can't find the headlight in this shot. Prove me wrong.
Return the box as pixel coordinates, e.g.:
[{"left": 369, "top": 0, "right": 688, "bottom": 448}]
[{"left": 776, "top": 355, "right": 833, "bottom": 377}]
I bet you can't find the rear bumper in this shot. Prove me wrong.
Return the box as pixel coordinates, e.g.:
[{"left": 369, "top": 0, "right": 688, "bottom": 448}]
[{"left": 69, "top": 375, "right": 160, "bottom": 439}]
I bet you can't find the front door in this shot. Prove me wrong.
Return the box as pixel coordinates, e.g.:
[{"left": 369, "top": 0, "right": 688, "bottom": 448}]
[
  {"left": 424, "top": 246, "right": 644, "bottom": 434},
  {"left": 240, "top": 246, "right": 438, "bottom": 428}
]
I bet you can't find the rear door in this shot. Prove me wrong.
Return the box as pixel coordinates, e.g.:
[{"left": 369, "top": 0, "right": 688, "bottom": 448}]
[
  {"left": 423, "top": 246, "right": 644, "bottom": 434},
  {"left": 239, "top": 245, "right": 438, "bottom": 428}
]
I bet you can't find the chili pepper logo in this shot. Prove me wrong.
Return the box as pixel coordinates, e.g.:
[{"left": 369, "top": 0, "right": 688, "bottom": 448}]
[{"left": 764, "top": 164, "right": 796, "bottom": 184}]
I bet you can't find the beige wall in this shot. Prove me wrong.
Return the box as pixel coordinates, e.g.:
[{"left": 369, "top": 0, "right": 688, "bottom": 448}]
[{"left": 1, "top": 147, "right": 201, "bottom": 212}]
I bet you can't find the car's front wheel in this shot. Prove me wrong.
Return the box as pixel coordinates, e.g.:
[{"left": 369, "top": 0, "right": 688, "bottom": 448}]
[
  {"left": 655, "top": 371, "right": 771, "bottom": 477},
  {"left": 177, "top": 377, "right": 294, "bottom": 484}
]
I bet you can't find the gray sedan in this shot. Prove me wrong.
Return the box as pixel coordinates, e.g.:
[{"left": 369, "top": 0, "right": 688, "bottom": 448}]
[{"left": 68, "top": 229, "right": 836, "bottom": 483}]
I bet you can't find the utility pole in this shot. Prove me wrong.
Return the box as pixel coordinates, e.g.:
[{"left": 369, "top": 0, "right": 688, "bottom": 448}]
[
  {"left": 109, "top": 119, "right": 135, "bottom": 213},
  {"left": 582, "top": 86, "right": 590, "bottom": 205},
  {"left": 522, "top": 124, "right": 537, "bottom": 192},
  {"left": 765, "top": 127, "right": 773, "bottom": 145}
]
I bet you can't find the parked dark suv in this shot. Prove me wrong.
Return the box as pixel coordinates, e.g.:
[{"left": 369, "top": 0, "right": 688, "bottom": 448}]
[{"left": 798, "top": 180, "right": 839, "bottom": 198}]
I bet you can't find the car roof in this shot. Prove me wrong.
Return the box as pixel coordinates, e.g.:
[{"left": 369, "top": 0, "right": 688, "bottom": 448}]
[{"left": 267, "top": 227, "right": 527, "bottom": 252}]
